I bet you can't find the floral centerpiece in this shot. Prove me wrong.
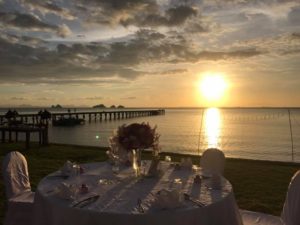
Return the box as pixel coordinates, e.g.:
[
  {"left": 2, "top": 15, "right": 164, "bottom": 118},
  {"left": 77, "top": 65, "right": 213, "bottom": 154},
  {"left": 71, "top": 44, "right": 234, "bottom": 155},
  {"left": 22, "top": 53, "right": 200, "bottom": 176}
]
[{"left": 107, "top": 123, "right": 160, "bottom": 167}]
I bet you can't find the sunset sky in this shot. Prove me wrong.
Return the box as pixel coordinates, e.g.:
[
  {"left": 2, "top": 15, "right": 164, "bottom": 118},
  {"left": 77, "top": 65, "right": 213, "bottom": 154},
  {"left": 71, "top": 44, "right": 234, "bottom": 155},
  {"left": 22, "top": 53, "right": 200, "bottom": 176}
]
[{"left": 0, "top": 0, "right": 300, "bottom": 108}]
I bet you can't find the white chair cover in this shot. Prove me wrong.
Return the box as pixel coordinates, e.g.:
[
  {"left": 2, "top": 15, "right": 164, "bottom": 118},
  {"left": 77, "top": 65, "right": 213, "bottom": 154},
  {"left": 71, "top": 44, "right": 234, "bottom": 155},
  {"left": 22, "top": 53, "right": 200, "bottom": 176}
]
[
  {"left": 241, "top": 170, "right": 300, "bottom": 225},
  {"left": 240, "top": 210, "right": 282, "bottom": 225},
  {"left": 281, "top": 170, "right": 300, "bottom": 225},
  {"left": 2, "top": 151, "right": 34, "bottom": 225},
  {"left": 200, "top": 148, "right": 225, "bottom": 174}
]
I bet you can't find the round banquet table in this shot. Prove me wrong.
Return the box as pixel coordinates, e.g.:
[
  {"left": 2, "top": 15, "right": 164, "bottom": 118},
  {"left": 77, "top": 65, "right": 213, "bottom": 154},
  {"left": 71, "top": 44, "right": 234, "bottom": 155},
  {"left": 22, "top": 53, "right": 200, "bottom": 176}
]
[{"left": 32, "top": 161, "right": 243, "bottom": 225}]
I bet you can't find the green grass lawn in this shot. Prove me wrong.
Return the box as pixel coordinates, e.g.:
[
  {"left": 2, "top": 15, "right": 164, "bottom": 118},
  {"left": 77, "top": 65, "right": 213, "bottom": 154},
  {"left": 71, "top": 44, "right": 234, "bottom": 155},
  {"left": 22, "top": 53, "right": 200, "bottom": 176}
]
[{"left": 0, "top": 142, "right": 299, "bottom": 224}]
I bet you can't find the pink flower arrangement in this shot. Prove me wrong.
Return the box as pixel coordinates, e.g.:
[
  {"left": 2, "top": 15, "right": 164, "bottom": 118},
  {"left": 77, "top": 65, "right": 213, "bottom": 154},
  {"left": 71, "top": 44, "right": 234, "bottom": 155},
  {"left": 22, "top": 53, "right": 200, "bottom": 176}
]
[
  {"left": 118, "top": 123, "right": 158, "bottom": 150},
  {"left": 108, "top": 123, "right": 160, "bottom": 164}
]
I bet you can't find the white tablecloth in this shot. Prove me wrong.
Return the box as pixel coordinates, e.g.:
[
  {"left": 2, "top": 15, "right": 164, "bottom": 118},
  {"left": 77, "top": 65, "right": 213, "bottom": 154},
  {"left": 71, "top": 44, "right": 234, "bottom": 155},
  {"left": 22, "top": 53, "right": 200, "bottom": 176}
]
[{"left": 33, "top": 161, "right": 243, "bottom": 225}]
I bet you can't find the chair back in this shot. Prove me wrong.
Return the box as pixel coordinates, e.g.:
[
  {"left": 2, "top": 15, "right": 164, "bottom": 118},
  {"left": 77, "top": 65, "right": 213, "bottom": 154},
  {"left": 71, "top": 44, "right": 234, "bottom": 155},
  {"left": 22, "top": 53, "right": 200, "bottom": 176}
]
[
  {"left": 200, "top": 148, "right": 225, "bottom": 174},
  {"left": 281, "top": 170, "right": 300, "bottom": 225},
  {"left": 2, "top": 151, "right": 31, "bottom": 199}
]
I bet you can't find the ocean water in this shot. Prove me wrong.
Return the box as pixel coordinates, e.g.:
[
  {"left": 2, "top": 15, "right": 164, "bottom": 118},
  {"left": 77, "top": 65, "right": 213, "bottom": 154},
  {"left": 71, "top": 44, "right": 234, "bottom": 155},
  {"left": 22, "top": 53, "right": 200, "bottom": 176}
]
[{"left": 1, "top": 108, "right": 300, "bottom": 162}]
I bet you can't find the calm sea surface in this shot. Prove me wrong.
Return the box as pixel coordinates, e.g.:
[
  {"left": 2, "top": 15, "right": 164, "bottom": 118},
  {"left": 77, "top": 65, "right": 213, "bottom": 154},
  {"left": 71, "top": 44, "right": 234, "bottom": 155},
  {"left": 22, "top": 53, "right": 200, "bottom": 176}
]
[{"left": 1, "top": 108, "right": 300, "bottom": 162}]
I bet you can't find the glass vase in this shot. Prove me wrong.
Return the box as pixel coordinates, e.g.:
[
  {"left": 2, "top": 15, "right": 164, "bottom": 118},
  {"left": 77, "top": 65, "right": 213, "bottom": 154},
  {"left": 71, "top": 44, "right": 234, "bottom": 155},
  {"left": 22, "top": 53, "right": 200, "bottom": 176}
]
[{"left": 132, "top": 149, "right": 142, "bottom": 177}]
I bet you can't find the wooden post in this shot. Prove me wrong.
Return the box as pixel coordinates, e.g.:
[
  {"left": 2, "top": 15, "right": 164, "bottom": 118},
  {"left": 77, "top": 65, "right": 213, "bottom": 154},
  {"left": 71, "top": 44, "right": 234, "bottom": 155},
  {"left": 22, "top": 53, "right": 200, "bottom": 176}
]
[
  {"left": 15, "top": 131, "right": 18, "bottom": 142},
  {"left": 288, "top": 109, "right": 294, "bottom": 161},
  {"left": 26, "top": 131, "right": 30, "bottom": 150},
  {"left": 1, "top": 131, "right": 5, "bottom": 143},
  {"left": 8, "top": 130, "right": 12, "bottom": 142},
  {"left": 44, "top": 125, "right": 49, "bottom": 145},
  {"left": 39, "top": 130, "right": 42, "bottom": 145}
]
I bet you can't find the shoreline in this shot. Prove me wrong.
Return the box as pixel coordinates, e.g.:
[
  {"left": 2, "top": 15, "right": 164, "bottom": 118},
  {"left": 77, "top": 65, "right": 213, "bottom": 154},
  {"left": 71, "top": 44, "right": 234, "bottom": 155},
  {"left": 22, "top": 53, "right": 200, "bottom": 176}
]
[{"left": 49, "top": 142, "right": 300, "bottom": 165}]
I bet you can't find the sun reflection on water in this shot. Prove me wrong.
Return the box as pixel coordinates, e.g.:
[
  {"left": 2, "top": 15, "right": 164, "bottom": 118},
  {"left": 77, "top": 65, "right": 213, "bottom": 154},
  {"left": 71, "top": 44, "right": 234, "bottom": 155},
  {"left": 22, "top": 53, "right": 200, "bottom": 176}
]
[{"left": 204, "top": 108, "right": 221, "bottom": 148}]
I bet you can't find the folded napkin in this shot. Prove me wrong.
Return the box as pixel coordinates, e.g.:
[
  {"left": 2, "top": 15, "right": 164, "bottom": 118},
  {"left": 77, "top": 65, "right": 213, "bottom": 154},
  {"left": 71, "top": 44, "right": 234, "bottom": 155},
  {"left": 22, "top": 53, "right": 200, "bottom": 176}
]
[
  {"left": 61, "top": 161, "right": 73, "bottom": 176},
  {"left": 153, "top": 189, "right": 183, "bottom": 209},
  {"left": 56, "top": 182, "right": 77, "bottom": 200},
  {"left": 61, "top": 161, "right": 81, "bottom": 177}
]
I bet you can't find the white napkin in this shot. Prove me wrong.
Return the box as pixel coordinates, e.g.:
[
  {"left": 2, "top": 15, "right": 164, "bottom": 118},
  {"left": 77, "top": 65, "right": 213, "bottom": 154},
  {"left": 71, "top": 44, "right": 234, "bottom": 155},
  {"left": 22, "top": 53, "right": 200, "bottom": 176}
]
[
  {"left": 61, "top": 161, "right": 73, "bottom": 176},
  {"left": 61, "top": 161, "right": 81, "bottom": 177},
  {"left": 154, "top": 189, "right": 183, "bottom": 209},
  {"left": 56, "top": 182, "right": 77, "bottom": 200}
]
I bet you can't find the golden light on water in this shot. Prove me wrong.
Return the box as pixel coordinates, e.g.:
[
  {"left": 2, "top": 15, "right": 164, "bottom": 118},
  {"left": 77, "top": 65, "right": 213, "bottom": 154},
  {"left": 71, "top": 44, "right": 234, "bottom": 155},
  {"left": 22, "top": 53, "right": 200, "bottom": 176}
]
[
  {"left": 204, "top": 108, "right": 221, "bottom": 148},
  {"left": 199, "top": 73, "right": 228, "bottom": 103}
]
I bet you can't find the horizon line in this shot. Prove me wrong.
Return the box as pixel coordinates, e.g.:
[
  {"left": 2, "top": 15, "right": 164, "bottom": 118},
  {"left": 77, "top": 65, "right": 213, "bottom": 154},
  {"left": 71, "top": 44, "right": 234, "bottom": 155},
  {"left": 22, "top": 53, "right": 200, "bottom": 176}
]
[{"left": 0, "top": 106, "right": 300, "bottom": 109}]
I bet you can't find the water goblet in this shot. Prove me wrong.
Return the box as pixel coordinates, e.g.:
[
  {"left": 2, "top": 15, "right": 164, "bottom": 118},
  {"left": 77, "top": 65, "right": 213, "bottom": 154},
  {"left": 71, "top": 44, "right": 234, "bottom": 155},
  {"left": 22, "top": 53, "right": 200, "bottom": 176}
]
[
  {"left": 172, "top": 178, "right": 183, "bottom": 202},
  {"left": 173, "top": 178, "right": 182, "bottom": 192},
  {"left": 165, "top": 155, "right": 172, "bottom": 162}
]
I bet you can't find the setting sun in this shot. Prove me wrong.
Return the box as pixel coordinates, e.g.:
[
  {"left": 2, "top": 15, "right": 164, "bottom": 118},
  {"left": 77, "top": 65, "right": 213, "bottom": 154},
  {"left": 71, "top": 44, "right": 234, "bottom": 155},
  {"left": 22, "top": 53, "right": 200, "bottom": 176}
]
[{"left": 199, "top": 74, "right": 228, "bottom": 102}]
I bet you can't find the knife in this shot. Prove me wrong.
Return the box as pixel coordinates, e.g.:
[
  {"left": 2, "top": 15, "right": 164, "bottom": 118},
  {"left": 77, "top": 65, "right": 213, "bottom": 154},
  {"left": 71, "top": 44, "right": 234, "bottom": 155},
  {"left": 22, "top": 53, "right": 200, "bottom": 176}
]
[{"left": 71, "top": 195, "right": 99, "bottom": 208}]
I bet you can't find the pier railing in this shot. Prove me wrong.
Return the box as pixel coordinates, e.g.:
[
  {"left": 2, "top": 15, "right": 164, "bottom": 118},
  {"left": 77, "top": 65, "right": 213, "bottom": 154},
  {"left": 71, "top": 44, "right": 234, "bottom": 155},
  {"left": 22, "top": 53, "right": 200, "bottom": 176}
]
[{"left": 0, "top": 109, "right": 165, "bottom": 124}]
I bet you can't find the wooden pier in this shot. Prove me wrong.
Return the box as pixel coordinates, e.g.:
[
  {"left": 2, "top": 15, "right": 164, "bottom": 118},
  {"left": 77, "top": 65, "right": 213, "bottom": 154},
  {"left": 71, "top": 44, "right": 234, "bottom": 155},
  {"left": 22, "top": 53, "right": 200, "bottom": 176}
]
[
  {"left": 0, "top": 109, "right": 165, "bottom": 125},
  {"left": 0, "top": 125, "right": 48, "bottom": 150}
]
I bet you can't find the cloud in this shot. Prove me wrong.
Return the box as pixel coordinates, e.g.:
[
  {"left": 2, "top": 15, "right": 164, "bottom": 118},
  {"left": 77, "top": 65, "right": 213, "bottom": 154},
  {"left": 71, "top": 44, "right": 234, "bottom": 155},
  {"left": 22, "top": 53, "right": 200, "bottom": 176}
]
[
  {"left": 10, "top": 97, "right": 26, "bottom": 100},
  {"left": 0, "top": 0, "right": 299, "bottom": 88},
  {"left": 0, "top": 11, "right": 71, "bottom": 37},
  {"left": 0, "top": 33, "right": 46, "bottom": 46},
  {"left": 121, "top": 5, "right": 198, "bottom": 27},
  {"left": 197, "top": 48, "right": 264, "bottom": 60},
  {"left": 281, "top": 49, "right": 300, "bottom": 55},
  {"left": 159, "top": 69, "right": 188, "bottom": 75},
  {"left": 0, "top": 27, "right": 268, "bottom": 86},
  {"left": 18, "top": 0, "right": 75, "bottom": 20},
  {"left": 121, "top": 96, "right": 136, "bottom": 100},
  {"left": 288, "top": 6, "right": 300, "bottom": 25},
  {"left": 0, "top": 11, "right": 57, "bottom": 30},
  {"left": 75, "top": 0, "right": 158, "bottom": 26},
  {"left": 74, "top": 0, "right": 206, "bottom": 33},
  {"left": 291, "top": 32, "right": 300, "bottom": 39},
  {"left": 57, "top": 24, "right": 72, "bottom": 37},
  {"left": 85, "top": 96, "right": 104, "bottom": 100},
  {"left": 36, "top": 97, "right": 53, "bottom": 101}
]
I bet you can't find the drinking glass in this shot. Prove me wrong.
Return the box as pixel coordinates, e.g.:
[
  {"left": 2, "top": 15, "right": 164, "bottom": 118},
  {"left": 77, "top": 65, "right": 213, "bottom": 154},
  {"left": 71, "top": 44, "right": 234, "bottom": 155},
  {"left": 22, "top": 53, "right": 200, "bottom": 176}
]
[
  {"left": 165, "top": 155, "right": 172, "bottom": 162},
  {"left": 173, "top": 178, "right": 182, "bottom": 192}
]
